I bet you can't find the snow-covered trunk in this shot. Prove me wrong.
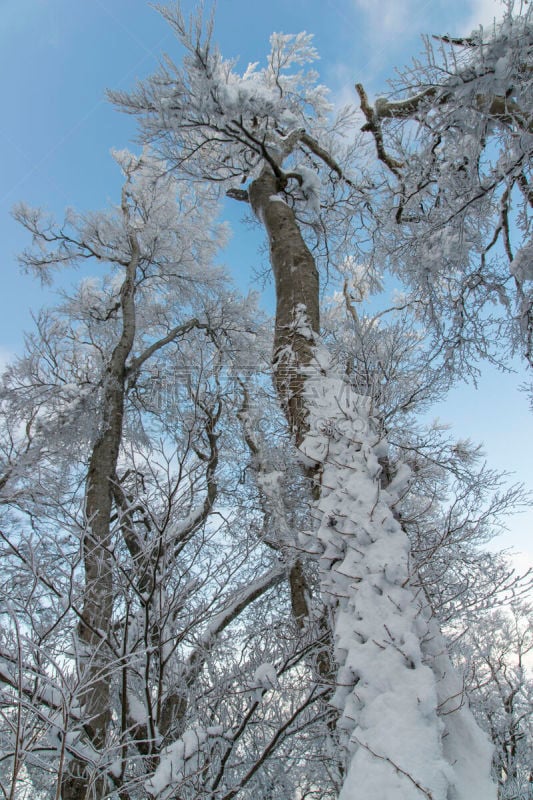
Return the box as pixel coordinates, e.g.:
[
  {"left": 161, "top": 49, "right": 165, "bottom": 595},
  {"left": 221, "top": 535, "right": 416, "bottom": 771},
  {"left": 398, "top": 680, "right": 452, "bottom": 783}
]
[
  {"left": 300, "top": 374, "right": 495, "bottom": 799},
  {"left": 248, "top": 167, "right": 319, "bottom": 445},
  {"left": 62, "top": 242, "right": 139, "bottom": 800},
  {"left": 248, "top": 166, "right": 322, "bottom": 647},
  {"left": 249, "top": 165, "right": 496, "bottom": 799}
]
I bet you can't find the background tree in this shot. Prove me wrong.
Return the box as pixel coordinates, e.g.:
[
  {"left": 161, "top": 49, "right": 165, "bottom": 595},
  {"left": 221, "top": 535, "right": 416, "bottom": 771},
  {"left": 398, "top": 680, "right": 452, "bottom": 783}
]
[
  {"left": 0, "top": 151, "right": 319, "bottom": 799},
  {"left": 356, "top": 1, "right": 533, "bottom": 377},
  {"left": 453, "top": 602, "right": 533, "bottom": 799}
]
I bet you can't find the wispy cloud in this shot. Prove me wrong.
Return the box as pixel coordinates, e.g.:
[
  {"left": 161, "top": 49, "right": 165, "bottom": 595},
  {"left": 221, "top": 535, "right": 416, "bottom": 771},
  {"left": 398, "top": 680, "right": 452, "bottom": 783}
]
[
  {"left": 342, "top": 0, "right": 509, "bottom": 91},
  {"left": 345, "top": 0, "right": 445, "bottom": 88},
  {"left": 348, "top": 0, "right": 507, "bottom": 49},
  {"left": 459, "top": 0, "right": 505, "bottom": 34},
  {"left": 351, "top": 0, "right": 420, "bottom": 39}
]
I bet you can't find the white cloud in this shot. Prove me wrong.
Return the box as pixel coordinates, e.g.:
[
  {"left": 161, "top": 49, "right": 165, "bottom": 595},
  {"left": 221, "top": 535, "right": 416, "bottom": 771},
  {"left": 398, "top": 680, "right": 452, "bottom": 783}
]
[
  {"left": 349, "top": 0, "right": 508, "bottom": 54},
  {"left": 351, "top": 0, "right": 419, "bottom": 39},
  {"left": 459, "top": 0, "right": 505, "bottom": 34}
]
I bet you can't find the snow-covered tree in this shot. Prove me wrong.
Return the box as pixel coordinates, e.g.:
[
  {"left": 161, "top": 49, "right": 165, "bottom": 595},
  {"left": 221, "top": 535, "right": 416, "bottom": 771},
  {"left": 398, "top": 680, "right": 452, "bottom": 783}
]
[
  {"left": 321, "top": 287, "right": 531, "bottom": 626},
  {"left": 110, "top": 8, "right": 508, "bottom": 798},
  {"left": 356, "top": 1, "right": 533, "bottom": 376},
  {"left": 454, "top": 602, "right": 533, "bottom": 799},
  {"left": 1, "top": 152, "right": 327, "bottom": 799}
]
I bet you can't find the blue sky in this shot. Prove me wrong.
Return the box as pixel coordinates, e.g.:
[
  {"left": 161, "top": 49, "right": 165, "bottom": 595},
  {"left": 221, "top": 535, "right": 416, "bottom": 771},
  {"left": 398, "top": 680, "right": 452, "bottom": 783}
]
[{"left": 0, "top": 0, "right": 531, "bottom": 565}]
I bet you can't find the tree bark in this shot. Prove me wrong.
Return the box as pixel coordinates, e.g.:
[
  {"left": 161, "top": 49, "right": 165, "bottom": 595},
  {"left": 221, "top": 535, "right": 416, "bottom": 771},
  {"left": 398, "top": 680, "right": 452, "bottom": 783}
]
[
  {"left": 248, "top": 167, "right": 319, "bottom": 444},
  {"left": 62, "top": 236, "right": 139, "bottom": 800}
]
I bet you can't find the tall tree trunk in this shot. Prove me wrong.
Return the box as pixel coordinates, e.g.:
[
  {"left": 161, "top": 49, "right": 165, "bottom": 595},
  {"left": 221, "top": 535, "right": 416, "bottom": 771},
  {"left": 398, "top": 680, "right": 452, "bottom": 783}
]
[
  {"left": 249, "top": 168, "right": 319, "bottom": 444},
  {"left": 248, "top": 164, "right": 496, "bottom": 800},
  {"left": 61, "top": 238, "right": 139, "bottom": 800}
]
